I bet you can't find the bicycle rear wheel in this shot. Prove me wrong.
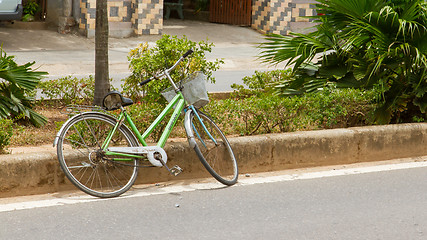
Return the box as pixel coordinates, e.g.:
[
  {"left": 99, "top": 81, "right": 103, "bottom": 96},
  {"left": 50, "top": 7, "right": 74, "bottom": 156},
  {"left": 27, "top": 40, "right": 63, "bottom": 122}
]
[
  {"left": 56, "top": 112, "right": 139, "bottom": 198},
  {"left": 188, "top": 110, "right": 238, "bottom": 185}
]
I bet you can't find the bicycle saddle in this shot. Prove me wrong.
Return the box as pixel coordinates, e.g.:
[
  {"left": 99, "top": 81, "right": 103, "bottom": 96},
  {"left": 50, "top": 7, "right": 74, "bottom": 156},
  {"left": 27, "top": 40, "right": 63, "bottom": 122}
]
[{"left": 102, "top": 91, "right": 134, "bottom": 110}]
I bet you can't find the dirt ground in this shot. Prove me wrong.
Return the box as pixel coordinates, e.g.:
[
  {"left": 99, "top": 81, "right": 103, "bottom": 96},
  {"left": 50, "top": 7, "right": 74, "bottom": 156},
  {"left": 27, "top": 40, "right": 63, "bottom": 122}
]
[
  {"left": 7, "top": 105, "right": 189, "bottom": 154},
  {"left": 10, "top": 106, "right": 67, "bottom": 149}
]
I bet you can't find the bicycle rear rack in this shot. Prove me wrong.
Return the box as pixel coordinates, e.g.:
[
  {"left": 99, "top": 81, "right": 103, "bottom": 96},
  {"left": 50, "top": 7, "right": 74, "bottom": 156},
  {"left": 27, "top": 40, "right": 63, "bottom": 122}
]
[{"left": 61, "top": 105, "right": 110, "bottom": 117}]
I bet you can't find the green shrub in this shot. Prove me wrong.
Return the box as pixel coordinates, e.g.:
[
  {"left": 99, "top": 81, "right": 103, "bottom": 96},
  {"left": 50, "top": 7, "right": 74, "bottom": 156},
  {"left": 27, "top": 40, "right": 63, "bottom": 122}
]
[
  {"left": 94, "top": 87, "right": 376, "bottom": 142},
  {"left": 38, "top": 76, "right": 97, "bottom": 106},
  {"left": 206, "top": 94, "right": 308, "bottom": 135},
  {"left": 205, "top": 88, "right": 377, "bottom": 136},
  {"left": 303, "top": 88, "right": 378, "bottom": 129},
  {"left": 231, "top": 69, "right": 293, "bottom": 97},
  {"left": 124, "top": 35, "right": 223, "bottom": 103},
  {"left": 0, "top": 118, "right": 14, "bottom": 153}
]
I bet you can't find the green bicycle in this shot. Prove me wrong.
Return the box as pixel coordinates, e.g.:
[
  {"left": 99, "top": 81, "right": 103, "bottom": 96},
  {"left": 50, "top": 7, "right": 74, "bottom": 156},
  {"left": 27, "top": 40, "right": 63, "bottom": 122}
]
[{"left": 54, "top": 50, "right": 238, "bottom": 198}]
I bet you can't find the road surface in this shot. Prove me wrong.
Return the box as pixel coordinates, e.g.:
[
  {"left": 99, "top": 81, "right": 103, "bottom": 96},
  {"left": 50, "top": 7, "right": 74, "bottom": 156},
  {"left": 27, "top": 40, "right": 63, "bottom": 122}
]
[{"left": 0, "top": 159, "right": 426, "bottom": 239}]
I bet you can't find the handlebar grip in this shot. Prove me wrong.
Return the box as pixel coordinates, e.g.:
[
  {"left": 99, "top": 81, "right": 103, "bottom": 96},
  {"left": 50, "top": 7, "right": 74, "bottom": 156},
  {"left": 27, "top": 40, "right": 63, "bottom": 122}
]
[
  {"left": 139, "top": 78, "right": 153, "bottom": 86},
  {"left": 183, "top": 49, "right": 194, "bottom": 58}
]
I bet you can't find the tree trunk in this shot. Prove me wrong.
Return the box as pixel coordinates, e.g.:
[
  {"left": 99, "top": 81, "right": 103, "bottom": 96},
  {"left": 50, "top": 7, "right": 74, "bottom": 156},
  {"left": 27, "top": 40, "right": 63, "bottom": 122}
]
[{"left": 93, "top": 0, "right": 110, "bottom": 106}]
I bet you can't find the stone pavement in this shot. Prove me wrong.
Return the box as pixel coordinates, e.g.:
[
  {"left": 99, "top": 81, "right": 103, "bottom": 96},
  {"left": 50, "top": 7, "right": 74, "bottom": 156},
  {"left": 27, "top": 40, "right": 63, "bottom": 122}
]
[{"left": 0, "top": 19, "right": 283, "bottom": 92}]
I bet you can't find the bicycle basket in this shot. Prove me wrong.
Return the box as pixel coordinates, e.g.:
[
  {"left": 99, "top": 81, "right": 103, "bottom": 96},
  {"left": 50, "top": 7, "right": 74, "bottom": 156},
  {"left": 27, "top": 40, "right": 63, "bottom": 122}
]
[{"left": 161, "top": 71, "right": 209, "bottom": 108}]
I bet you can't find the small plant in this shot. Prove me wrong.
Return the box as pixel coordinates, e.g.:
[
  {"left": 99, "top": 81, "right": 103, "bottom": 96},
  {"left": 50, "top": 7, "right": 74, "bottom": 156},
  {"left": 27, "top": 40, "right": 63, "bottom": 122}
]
[
  {"left": 0, "top": 118, "right": 14, "bottom": 153},
  {"left": 412, "top": 115, "right": 425, "bottom": 123},
  {"left": 22, "top": 0, "right": 39, "bottom": 22}
]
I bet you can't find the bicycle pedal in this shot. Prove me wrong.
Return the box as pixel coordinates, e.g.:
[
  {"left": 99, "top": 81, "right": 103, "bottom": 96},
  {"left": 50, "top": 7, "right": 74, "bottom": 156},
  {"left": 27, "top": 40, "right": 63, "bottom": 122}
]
[{"left": 170, "top": 165, "right": 183, "bottom": 176}]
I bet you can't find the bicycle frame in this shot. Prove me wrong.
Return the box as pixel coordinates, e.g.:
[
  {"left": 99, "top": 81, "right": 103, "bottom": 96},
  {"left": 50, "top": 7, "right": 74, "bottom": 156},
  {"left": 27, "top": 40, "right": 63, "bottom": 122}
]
[
  {"left": 56, "top": 50, "right": 216, "bottom": 167},
  {"left": 103, "top": 91, "right": 186, "bottom": 161},
  {"left": 101, "top": 51, "right": 200, "bottom": 163}
]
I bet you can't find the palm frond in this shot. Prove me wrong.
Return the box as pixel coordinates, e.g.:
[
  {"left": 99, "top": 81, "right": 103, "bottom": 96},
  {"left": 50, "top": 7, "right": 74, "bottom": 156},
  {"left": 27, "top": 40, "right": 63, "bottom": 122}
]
[
  {"left": 0, "top": 48, "right": 48, "bottom": 127},
  {"left": 258, "top": 30, "right": 334, "bottom": 70},
  {"left": 0, "top": 49, "right": 47, "bottom": 88}
]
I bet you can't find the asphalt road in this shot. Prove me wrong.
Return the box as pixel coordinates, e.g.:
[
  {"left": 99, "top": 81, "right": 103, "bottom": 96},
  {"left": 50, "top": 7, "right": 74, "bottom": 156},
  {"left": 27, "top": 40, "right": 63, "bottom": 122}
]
[{"left": 0, "top": 161, "right": 426, "bottom": 240}]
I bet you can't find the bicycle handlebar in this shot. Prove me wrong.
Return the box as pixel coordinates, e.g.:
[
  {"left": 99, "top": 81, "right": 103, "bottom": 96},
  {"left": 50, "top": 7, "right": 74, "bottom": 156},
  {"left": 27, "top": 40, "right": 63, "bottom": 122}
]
[
  {"left": 183, "top": 49, "right": 194, "bottom": 58},
  {"left": 139, "top": 49, "right": 194, "bottom": 86},
  {"left": 139, "top": 78, "right": 153, "bottom": 86}
]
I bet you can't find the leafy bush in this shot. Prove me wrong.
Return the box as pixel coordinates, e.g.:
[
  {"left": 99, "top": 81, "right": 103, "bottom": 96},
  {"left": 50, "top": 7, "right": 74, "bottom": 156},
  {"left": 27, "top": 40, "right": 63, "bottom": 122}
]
[
  {"left": 205, "top": 88, "right": 377, "bottom": 136},
  {"left": 23, "top": 0, "right": 39, "bottom": 16},
  {"left": 231, "top": 69, "right": 293, "bottom": 97},
  {"left": 0, "top": 118, "right": 14, "bottom": 153},
  {"left": 38, "top": 76, "right": 97, "bottom": 106},
  {"left": 22, "top": 0, "right": 39, "bottom": 21},
  {"left": 124, "top": 35, "right": 223, "bottom": 103},
  {"left": 258, "top": 0, "right": 427, "bottom": 124}
]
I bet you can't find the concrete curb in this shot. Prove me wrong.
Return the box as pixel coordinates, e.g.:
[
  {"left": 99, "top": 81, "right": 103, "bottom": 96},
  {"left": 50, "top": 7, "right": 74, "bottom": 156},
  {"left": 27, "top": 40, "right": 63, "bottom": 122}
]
[{"left": 0, "top": 123, "right": 426, "bottom": 198}]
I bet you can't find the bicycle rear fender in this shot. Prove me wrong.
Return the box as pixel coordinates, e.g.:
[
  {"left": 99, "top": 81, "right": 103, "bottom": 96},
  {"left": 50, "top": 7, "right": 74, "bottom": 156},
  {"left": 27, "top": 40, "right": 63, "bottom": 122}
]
[{"left": 53, "top": 111, "right": 137, "bottom": 147}]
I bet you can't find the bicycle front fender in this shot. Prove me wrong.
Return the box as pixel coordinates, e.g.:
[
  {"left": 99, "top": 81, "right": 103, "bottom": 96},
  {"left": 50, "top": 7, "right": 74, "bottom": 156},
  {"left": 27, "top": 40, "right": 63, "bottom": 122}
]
[{"left": 184, "top": 108, "right": 197, "bottom": 149}]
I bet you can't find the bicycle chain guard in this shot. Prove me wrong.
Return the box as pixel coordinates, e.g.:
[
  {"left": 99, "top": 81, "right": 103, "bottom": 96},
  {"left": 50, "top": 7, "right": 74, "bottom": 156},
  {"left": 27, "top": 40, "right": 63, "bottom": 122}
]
[{"left": 107, "top": 146, "right": 167, "bottom": 167}]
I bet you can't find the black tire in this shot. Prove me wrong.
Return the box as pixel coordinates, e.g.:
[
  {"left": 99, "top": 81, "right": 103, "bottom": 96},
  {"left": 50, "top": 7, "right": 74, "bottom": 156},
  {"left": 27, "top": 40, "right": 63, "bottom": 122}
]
[
  {"left": 56, "top": 112, "right": 139, "bottom": 198},
  {"left": 189, "top": 110, "right": 238, "bottom": 185}
]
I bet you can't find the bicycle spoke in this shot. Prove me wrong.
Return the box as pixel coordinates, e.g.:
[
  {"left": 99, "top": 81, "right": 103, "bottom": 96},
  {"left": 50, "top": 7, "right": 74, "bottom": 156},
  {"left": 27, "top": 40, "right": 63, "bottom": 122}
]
[
  {"left": 63, "top": 137, "right": 91, "bottom": 155},
  {"left": 82, "top": 117, "right": 102, "bottom": 149}
]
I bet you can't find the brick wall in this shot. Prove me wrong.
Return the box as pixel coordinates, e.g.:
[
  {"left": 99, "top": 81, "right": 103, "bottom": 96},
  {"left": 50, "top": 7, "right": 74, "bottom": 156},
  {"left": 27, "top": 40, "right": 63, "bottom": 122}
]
[
  {"left": 131, "top": 0, "right": 163, "bottom": 35},
  {"left": 79, "top": 0, "right": 163, "bottom": 37},
  {"left": 252, "top": 0, "right": 317, "bottom": 35}
]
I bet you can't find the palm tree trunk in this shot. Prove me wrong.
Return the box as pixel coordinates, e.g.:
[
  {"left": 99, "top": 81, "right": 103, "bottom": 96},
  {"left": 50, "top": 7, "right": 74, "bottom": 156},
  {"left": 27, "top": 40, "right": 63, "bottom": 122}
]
[{"left": 94, "top": 0, "right": 110, "bottom": 106}]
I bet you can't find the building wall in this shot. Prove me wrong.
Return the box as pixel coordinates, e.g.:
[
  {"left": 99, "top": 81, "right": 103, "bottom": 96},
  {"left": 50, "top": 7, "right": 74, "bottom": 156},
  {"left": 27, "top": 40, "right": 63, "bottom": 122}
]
[
  {"left": 78, "top": 0, "right": 163, "bottom": 37},
  {"left": 46, "top": 0, "right": 63, "bottom": 26},
  {"left": 252, "top": 0, "right": 317, "bottom": 35},
  {"left": 131, "top": 0, "right": 163, "bottom": 35},
  {"left": 51, "top": 0, "right": 315, "bottom": 37}
]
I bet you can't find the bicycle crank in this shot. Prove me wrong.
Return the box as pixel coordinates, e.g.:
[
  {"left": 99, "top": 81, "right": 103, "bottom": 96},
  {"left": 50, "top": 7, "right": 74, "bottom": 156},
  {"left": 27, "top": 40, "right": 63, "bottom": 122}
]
[{"left": 153, "top": 152, "right": 183, "bottom": 176}]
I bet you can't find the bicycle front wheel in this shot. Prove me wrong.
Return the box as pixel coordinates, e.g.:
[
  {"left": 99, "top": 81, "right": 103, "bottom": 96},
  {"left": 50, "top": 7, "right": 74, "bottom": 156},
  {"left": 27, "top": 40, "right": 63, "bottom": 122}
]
[
  {"left": 189, "top": 110, "right": 238, "bottom": 185},
  {"left": 56, "top": 112, "right": 139, "bottom": 198}
]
